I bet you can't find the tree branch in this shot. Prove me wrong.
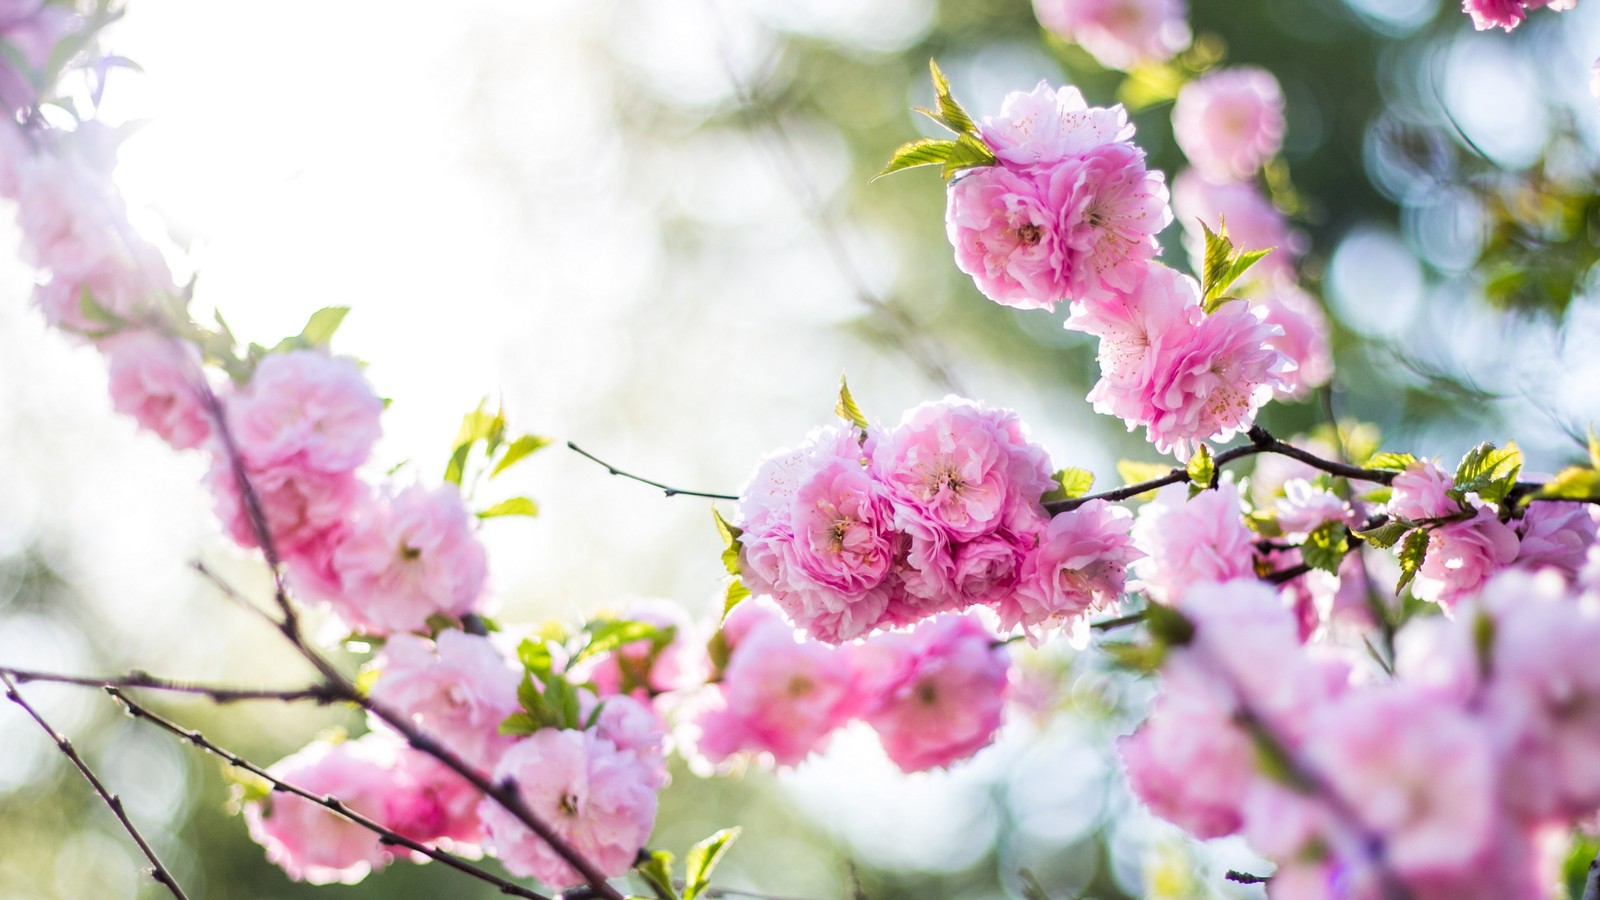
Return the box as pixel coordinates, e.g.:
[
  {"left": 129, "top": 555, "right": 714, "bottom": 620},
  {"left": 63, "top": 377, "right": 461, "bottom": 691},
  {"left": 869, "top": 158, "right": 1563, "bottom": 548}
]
[
  {"left": 567, "top": 442, "right": 739, "bottom": 501},
  {"left": 0, "top": 666, "right": 338, "bottom": 705},
  {"left": 2, "top": 672, "right": 190, "bottom": 900},
  {"left": 107, "top": 688, "right": 551, "bottom": 900}
]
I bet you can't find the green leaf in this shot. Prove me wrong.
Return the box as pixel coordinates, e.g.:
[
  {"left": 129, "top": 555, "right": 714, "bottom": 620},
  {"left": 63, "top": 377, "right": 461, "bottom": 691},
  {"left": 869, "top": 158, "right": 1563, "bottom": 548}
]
[
  {"left": 712, "top": 507, "right": 744, "bottom": 577},
  {"left": 1185, "top": 443, "right": 1215, "bottom": 496},
  {"left": 578, "top": 620, "right": 674, "bottom": 662},
  {"left": 1100, "top": 641, "right": 1167, "bottom": 674},
  {"left": 722, "top": 579, "right": 751, "bottom": 619},
  {"left": 1589, "top": 430, "right": 1600, "bottom": 470},
  {"left": 1365, "top": 452, "right": 1418, "bottom": 473},
  {"left": 941, "top": 131, "right": 998, "bottom": 180},
  {"left": 1144, "top": 603, "right": 1195, "bottom": 648},
  {"left": 517, "top": 638, "right": 555, "bottom": 678},
  {"left": 834, "top": 376, "right": 870, "bottom": 432},
  {"left": 445, "top": 401, "right": 508, "bottom": 485},
  {"left": 478, "top": 496, "right": 539, "bottom": 518},
  {"left": 299, "top": 306, "right": 349, "bottom": 347},
  {"left": 1116, "top": 62, "right": 1187, "bottom": 111},
  {"left": 498, "top": 711, "right": 540, "bottom": 736},
  {"left": 1200, "top": 219, "right": 1233, "bottom": 304},
  {"left": 683, "top": 827, "right": 741, "bottom": 900},
  {"left": 1453, "top": 441, "right": 1522, "bottom": 504},
  {"left": 1041, "top": 467, "right": 1095, "bottom": 503},
  {"left": 491, "top": 434, "right": 553, "bottom": 478},
  {"left": 635, "top": 850, "right": 679, "bottom": 900},
  {"left": 1245, "top": 510, "right": 1284, "bottom": 537},
  {"left": 1397, "top": 528, "right": 1430, "bottom": 593},
  {"left": 926, "top": 59, "right": 977, "bottom": 135},
  {"left": 873, "top": 137, "right": 957, "bottom": 180},
  {"left": 1300, "top": 522, "right": 1350, "bottom": 574},
  {"left": 706, "top": 629, "right": 732, "bottom": 678},
  {"left": 1117, "top": 459, "right": 1174, "bottom": 489},
  {"left": 1560, "top": 830, "right": 1600, "bottom": 900},
  {"left": 1353, "top": 519, "right": 1410, "bottom": 550},
  {"left": 1536, "top": 466, "right": 1600, "bottom": 502}
]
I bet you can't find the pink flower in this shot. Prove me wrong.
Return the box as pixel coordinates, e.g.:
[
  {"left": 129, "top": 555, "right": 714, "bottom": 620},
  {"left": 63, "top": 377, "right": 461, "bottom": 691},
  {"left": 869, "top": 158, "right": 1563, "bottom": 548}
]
[
  {"left": 978, "top": 82, "right": 1133, "bottom": 171},
  {"left": 1274, "top": 479, "right": 1350, "bottom": 539},
  {"left": 1119, "top": 656, "right": 1257, "bottom": 838},
  {"left": 244, "top": 734, "right": 402, "bottom": 885},
  {"left": 369, "top": 631, "right": 520, "bottom": 771},
  {"left": 693, "top": 614, "right": 859, "bottom": 766},
  {"left": 1171, "top": 67, "right": 1285, "bottom": 182},
  {"left": 1006, "top": 499, "right": 1140, "bottom": 632},
  {"left": 0, "top": 2, "right": 77, "bottom": 113},
  {"left": 738, "top": 425, "right": 894, "bottom": 642},
  {"left": 590, "top": 693, "right": 670, "bottom": 786},
  {"left": 1031, "top": 0, "right": 1191, "bottom": 72},
  {"left": 207, "top": 456, "right": 365, "bottom": 556},
  {"left": 1257, "top": 285, "right": 1333, "bottom": 401},
  {"left": 1302, "top": 687, "right": 1495, "bottom": 878},
  {"left": 1386, "top": 459, "right": 1458, "bottom": 522},
  {"left": 855, "top": 615, "right": 1009, "bottom": 772},
  {"left": 945, "top": 164, "right": 1070, "bottom": 310},
  {"left": 871, "top": 398, "right": 1055, "bottom": 542},
  {"left": 950, "top": 518, "right": 1041, "bottom": 609},
  {"left": 329, "top": 484, "right": 489, "bottom": 635},
  {"left": 1173, "top": 169, "right": 1299, "bottom": 286},
  {"left": 1411, "top": 507, "right": 1519, "bottom": 609},
  {"left": 1048, "top": 142, "right": 1172, "bottom": 303},
  {"left": 1073, "top": 262, "right": 1201, "bottom": 412},
  {"left": 1478, "top": 572, "right": 1600, "bottom": 819},
  {"left": 1144, "top": 300, "right": 1288, "bottom": 459},
  {"left": 385, "top": 749, "right": 485, "bottom": 853},
  {"left": 1462, "top": 0, "right": 1575, "bottom": 32},
  {"left": 227, "top": 350, "right": 383, "bottom": 474},
  {"left": 101, "top": 329, "right": 212, "bottom": 450},
  {"left": 1130, "top": 481, "right": 1257, "bottom": 605},
  {"left": 1513, "top": 502, "right": 1598, "bottom": 581},
  {"left": 479, "top": 728, "right": 659, "bottom": 888}
]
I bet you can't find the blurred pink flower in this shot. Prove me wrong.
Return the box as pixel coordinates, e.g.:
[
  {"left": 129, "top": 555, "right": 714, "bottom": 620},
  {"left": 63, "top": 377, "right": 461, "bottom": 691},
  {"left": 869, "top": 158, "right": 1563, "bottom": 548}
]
[
  {"left": 370, "top": 631, "right": 520, "bottom": 771},
  {"left": 1130, "top": 481, "right": 1257, "bottom": 604},
  {"left": 1031, "top": 0, "right": 1191, "bottom": 71},
  {"left": 1172, "top": 67, "right": 1285, "bottom": 181},
  {"left": 102, "top": 329, "right": 212, "bottom": 450},
  {"left": 1256, "top": 284, "right": 1332, "bottom": 401},
  {"left": 227, "top": 350, "right": 383, "bottom": 474}
]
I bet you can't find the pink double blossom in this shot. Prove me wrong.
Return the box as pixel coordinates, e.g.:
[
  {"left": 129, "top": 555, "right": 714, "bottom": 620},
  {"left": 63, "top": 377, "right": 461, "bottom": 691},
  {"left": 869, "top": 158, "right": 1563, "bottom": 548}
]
[
  {"left": 227, "top": 350, "right": 383, "bottom": 474},
  {"left": 1030, "top": 0, "right": 1191, "bottom": 72},
  {"left": 1411, "top": 507, "right": 1519, "bottom": 609},
  {"left": 479, "top": 728, "right": 659, "bottom": 888},
  {"left": 1256, "top": 285, "right": 1333, "bottom": 401},
  {"left": 1005, "top": 499, "right": 1140, "bottom": 632},
  {"left": 369, "top": 631, "right": 520, "bottom": 771},
  {"left": 945, "top": 165, "right": 1070, "bottom": 310},
  {"left": 1462, "top": 0, "right": 1575, "bottom": 32},
  {"left": 1171, "top": 67, "right": 1285, "bottom": 182},
  {"left": 1130, "top": 481, "right": 1257, "bottom": 605},
  {"left": 1386, "top": 459, "right": 1457, "bottom": 522},
  {"left": 102, "top": 329, "right": 212, "bottom": 450},
  {"left": 853, "top": 615, "right": 1009, "bottom": 772},
  {"left": 385, "top": 749, "right": 485, "bottom": 853},
  {"left": 1512, "top": 502, "right": 1598, "bottom": 581}
]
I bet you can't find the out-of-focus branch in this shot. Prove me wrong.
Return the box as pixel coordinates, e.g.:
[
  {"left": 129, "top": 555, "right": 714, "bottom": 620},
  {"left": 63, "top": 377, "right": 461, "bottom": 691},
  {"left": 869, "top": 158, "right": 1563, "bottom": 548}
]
[
  {"left": 107, "top": 688, "right": 551, "bottom": 900},
  {"left": 0, "top": 666, "right": 338, "bottom": 704},
  {"left": 567, "top": 442, "right": 739, "bottom": 500},
  {"left": 2, "top": 672, "right": 190, "bottom": 900}
]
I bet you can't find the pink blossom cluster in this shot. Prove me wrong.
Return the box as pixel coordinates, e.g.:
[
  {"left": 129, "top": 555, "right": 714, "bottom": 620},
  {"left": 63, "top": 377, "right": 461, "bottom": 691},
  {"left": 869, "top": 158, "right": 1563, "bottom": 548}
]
[
  {"left": 1067, "top": 264, "right": 1291, "bottom": 459},
  {"left": 1384, "top": 459, "right": 1599, "bottom": 608},
  {"left": 1462, "top": 0, "right": 1575, "bottom": 31},
  {"left": 0, "top": 1, "right": 78, "bottom": 114},
  {"left": 1171, "top": 67, "right": 1285, "bottom": 183},
  {"left": 251, "top": 627, "right": 671, "bottom": 889},
  {"left": 691, "top": 601, "right": 1011, "bottom": 773},
  {"left": 946, "top": 82, "right": 1171, "bottom": 311},
  {"left": 736, "top": 397, "right": 1141, "bottom": 642},
  {"left": 1121, "top": 572, "right": 1600, "bottom": 897},
  {"left": 1030, "top": 0, "right": 1191, "bottom": 72}
]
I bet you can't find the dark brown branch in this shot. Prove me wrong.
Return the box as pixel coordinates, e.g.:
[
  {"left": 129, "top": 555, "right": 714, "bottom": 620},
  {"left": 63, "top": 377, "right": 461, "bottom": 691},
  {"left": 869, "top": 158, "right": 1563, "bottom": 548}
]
[
  {"left": 2, "top": 672, "right": 190, "bottom": 900},
  {"left": 1089, "top": 610, "right": 1148, "bottom": 631},
  {"left": 1046, "top": 427, "right": 1397, "bottom": 514},
  {"left": 0, "top": 666, "right": 338, "bottom": 705},
  {"left": 1225, "top": 870, "right": 1270, "bottom": 885},
  {"left": 107, "top": 688, "right": 551, "bottom": 900},
  {"left": 567, "top": 442, "right": 738, "bottom": 501}
]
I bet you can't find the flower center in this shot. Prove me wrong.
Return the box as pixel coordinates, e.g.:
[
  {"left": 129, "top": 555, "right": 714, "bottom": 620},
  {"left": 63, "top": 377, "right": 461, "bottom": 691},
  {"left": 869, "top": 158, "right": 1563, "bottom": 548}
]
[{"left": 1016, "top": 222, "right": 1043, "bottom": 246}]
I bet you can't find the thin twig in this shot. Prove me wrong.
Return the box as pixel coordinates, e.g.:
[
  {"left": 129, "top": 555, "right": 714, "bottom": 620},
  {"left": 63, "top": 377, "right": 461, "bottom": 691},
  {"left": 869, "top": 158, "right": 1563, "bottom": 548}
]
[
  {"left": 107, "top": 688, "right": 551, "bottom": 900},
  {"left": 567, "top": 442, "right": 738, "bottom": 501},
  {"left": 1225, "top": 869, "right": 1270, "bottom": 885},
  {"left": 1089, "top": 610, "right": 1147, "bottom": 632},
  {"left": 2, "top": 672, "right": 190, "bottom": 900},
  {"left": 0, "top": 666, "right": 338, "bottom": 705},
  {"left": 190, "top": 559, "right": 283, "bottom": 628}
]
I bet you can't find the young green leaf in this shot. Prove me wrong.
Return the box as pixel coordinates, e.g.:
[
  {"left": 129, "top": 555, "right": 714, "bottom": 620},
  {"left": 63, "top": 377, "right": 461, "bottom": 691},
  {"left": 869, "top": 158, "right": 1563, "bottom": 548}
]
[
  {"left": 941, "top": 131, "right": 998, "bottom": 179},
  {"left": 478, "top": 496, "right": 539, "bottom": 518},
  {"left": 683, "top": 827, "right": 742, "bottom": 900},
  {"left": 712, "top": 507, "right": 744, "bottom": 576},
  {"left": 873, "top": 137, "right": 957, "bottom": 180},
  {"left": 1353, "top": 519, "right": 1410, "bottom": 550},
  {"left": 1452, "top": 441, "right": 1522, "bottom": 504},
  {"left": 498, "top": 711, "right": 540, "bottom": 736},
  {"left": 1589, "top": 429, "right": 1600, "bottom": 470},
  {"left": 1117, "top": 459, "right": 1175, "bottom": 487},
  {"left": 1200, "top": 219, "right": 1233, "bottom": 302},
  {"left": 1364, "top": 452, "right": 1418, "bottom": 473},
  {"left": 299, "top": 306, "right": 350, "bottom": 347},
  {"left": 1041, "top": 467, "right": 1095, "bottom": 503},
  {"left": 1185, "top": 443, "right": 1215, "bottom": 495},
  {"left": 926, "top": 59, "right": 977, "bottom": 135},
  {"left": 1300, "top": 522, "right": 1349, "bottom": 574},
  {"left": 1535, "top": 466, "right": 1600, "bottom": 502},
  {"left": 722, "top": 579, "right": 751, "bottom": 620},
  {"left": 490, "top": 434, "right": 553, "bottom": 478},
  {"left": 1116, "top": 61, "right": 1187, "bottom": 111},
  {"left": 577, "top": 619, "right": 673, "bottom": 663},
  {"left": 1396, "top": 528, "right": 1430, "bottom": 593},
  {"left": 835, "top": 376, "right": 871, "bottom": 432},
  {"left": 635, "top": 850, "right": 679, "bottom": 900}
]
